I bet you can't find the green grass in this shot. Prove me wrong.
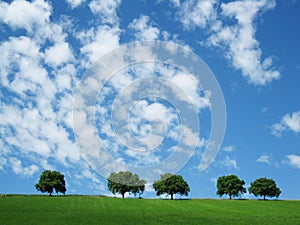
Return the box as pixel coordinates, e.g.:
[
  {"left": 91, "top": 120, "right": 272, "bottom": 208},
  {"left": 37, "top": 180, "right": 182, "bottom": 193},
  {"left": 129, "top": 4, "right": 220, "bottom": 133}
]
[{"left": 0, "top": 195, "right": 300, "bottom": 225}]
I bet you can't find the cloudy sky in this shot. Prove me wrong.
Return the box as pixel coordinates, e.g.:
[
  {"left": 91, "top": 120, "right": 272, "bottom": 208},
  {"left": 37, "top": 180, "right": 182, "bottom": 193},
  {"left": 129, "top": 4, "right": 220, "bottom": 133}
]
[{"left": 0, "top": 0, "right": 299, "bottom": 199}]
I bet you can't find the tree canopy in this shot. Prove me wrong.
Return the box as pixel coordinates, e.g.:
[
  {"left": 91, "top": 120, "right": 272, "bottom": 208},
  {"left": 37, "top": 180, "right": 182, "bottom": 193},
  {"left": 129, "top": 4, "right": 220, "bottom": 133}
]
[
  {"left": 249, "top": 177, "right": 281, "bottom": 200},
  {"left": 153, "top": 173, "right": 190, "bottom": 200},
  {"left": 216, "top": 174, "right": 246, "bottom": 199},
  {"left": 35, "top": 170, "right": 66, "bottom": 196},
  {"left": 107, "top": 171, "right": 146, "bottom": 198}
]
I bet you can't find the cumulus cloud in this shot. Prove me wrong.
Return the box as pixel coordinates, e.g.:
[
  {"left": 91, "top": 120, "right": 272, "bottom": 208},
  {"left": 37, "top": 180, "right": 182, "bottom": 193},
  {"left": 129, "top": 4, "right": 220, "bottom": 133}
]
[
  {"left": 0, "top": 36, "right": 41, "bottom": 86},
  {"left": 77, "top": 25, "right": 121, "bottom": 65},
  {"left": 0, "top": 0, "right": 92, "bottom": 185},
  {"left": 207, "top": 0, "right": 280, "bottom": 85},
  {"left": 170, "top": 72, "right": 211, "bottom": 111},
  {"left": 0, "top": 156, "right": 7, "bottom": 171},
  {"left": 89, "top": 0, "right": 121, "bottom": 24},
  {"left": 124, "top": 149, "right": 161, "bottom": 166},
  {"left": 222, "top": 145, "right": 235, "bottom": 152},
  {"left": 285, "top": 154, "right": 300, "bottom": 169},
  {"left": 123, "top": 99, "right": 179, "bottom": 151},
  {"left": 271, "top": 111, "right": 300, "bottom": 137},
  {"left": 129, "top": 15, "right": 160, "bottom": 41},
  {"left": 168, "top": 0, "right": 180, "bottom": 7},
  {"left": 219, "top": 156, "right": 238, "bottom": 169},
  {"left": 0, "top": 0, "right": 51, "bottom": 32},
  {"left": 75, "top": 50, "right": 206, "bottom": 177},
  {"left": 9, "top": 158, "right": 39, "bottom": 177},
  {"left": 66, "top": 0, "right": 86, "bottom": 9},
  {"left": 177, "top": 0, "right": 218, "bottom": 29},
  {"left": 0, "top": 0, "right": 220, "bottom": 192},
  {"left": 0, "top": 79, "right": 80, "bottom": 174},
  {"left": 44, "top": 42, "right": 74, "bottom": 67},
  {"left": 174, "top": 0, "right": 280, "bottom": 85},
  {"left": 257, "top": 153, "right": 271, "bottom": 164},
  {"left": 210, "top": 177, "right": 217, "bottom": 185}
]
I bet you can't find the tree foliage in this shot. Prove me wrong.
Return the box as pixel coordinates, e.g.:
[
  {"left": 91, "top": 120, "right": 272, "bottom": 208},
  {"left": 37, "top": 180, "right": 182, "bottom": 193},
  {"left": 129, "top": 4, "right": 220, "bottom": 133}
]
[
  {"left": 35, "top": 170, "right": 66, "bottom": 196},
  {"left": 107, "top": 171, "right": 146, "bottom": 198},
  {"left": 153, "top": 173, "right": 190, "bottom": 200},
  {"left": 217, "top": 174, "right": 246, "bottom": 199},
  {"left": 249, "top": 177, "right": 281, "bottom": 200}
]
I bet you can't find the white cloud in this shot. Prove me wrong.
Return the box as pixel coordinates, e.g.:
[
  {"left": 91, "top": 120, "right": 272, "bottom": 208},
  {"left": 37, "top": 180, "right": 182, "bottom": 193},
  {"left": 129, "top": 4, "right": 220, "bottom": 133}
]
[
  {"left": 271, "top": 111, "right": 300, "bottom": 137},
  {"left": 0, "top": 0, "right": 126, "bottom": 193},
  {"left": 177, "top": 0, "right": 218, "bottom": 29},
  {"left": 78, "top": 25, "right": 121, "bottom": 65},
  {"left": 285, "top": 154, "right": 300, "bottom": 169},
  {"left": 222, "top": 145, "right": 235, "bottom": 152},
  {"left": 88, "top": 59, "right": 205, "bottom": 171},
  {"left": 131, "top": 101, "right": 177, "bottom": 125},
  {"left": 9, "top": 157, "right": 39, "bottom": 177},
  {"left": 128, "top": 15, "right": 160, "bottom": 41},
  {"left": 0, "top": 36, "right": 41, "bottom": 86},
  {"left": 257, "top": 153, "right": 271, "bottom": 164},
  {"left": 89, "top": 0, "right": 121, "bottom": 24},
  {"left": 44, "top": 42, "right": 74, "bottom": 67},
  {"left": 0, "top": 36, "right": 54, "bottom": 97},
  {"left": 81, "top": 169, "right": 101, "bottom": 184},
  {"left": 70, "top": 163, "right": 107, "bottom": 192},
  {"left": 0, "top": 0, "right": 51, "bottom": 32},
  {"left": 124, "top": 149, "right": 161, "bottom": 166},
  {"left": 0, "top": 105, "right": 80, "bottom": 164},
  {"left": 210, "top": 177, "right": 217, "bottom": 185},
  {"left": 170, "top": 72, "right": 211, "bottom": 111},
  {"left": 181, "top": 126, "right": 199, "bottom": 148},
  {"left": 145, "top": 183, "right": 155, "bottom": 192},
  {"left": 282, "top": 112, "right": 300, "bottom": 132},
  {"left": 113, "top": 99, "right": 179, "bottom": 151},
  {"left": 168, "top": 0, "right": 180, "bottom": 7},
  {"left": 0, "top": 156, "right": 7, "bottom": 171},
  {"left": 55, "top": 64, "right": 76, "bottom": 92},
  {"left": 207, "top": 0, "right": 280, "bottom": 85},
  {"left": 219, "top": 156, "right": 238, "bottom": 169},
  {"left": 0, "top": 21, "right": 80, "bottom": 173},
  {"left": 66, "top": 0, "right": 85, "bottom": 9},
  {"left": 36, "top": 21, "right": 68, "bottom": 44},
  {"left": 174, "top": 0, "right": 280, "bottom": 85}
]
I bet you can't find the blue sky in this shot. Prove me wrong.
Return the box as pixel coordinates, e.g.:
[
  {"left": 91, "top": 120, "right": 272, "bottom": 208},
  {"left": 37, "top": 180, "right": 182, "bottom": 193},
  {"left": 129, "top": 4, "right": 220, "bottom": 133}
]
[{"left": 0, "top": 0, "right": 299, "bottom": 199}]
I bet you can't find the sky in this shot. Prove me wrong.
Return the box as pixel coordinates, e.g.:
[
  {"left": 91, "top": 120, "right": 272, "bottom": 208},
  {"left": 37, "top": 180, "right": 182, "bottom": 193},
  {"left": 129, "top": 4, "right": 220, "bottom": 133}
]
[{"left": 0, "top": 0, "right": 299, "bottom": 200}]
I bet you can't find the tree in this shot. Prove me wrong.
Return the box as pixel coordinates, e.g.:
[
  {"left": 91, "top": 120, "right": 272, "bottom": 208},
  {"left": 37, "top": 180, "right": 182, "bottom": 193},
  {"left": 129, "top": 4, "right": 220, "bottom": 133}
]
[
  {"left": 153, "top": 173, "right": 190, "bottom": 200},
  {"left": 107, "top": 171, "right": 146, "bottom": 198},
  {"left": 249, "top": 177, "right": 281, "bottom": 200},
  {"left": 35, "top": 170, "right": 66, "bottom": 196},
  {"left": 132, "top": 179, "right": 147, "bottom": 198},
  {"left": 216, "top": 174, "right": 246, "bottom": 199}
]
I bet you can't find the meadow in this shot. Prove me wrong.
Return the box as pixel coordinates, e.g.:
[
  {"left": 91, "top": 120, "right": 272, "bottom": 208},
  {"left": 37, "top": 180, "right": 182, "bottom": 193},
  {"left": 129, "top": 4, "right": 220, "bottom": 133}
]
[{"left": 0, "top": 195, "right": 299, "bottom": 225}]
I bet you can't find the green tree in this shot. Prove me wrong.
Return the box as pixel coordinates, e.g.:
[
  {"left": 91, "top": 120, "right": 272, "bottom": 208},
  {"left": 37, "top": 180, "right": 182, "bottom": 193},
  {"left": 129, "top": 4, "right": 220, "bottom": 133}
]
[
  {"left": 35, "top": 170, "right": 66, "bottom": 196},
  {"left": 132, "top": 179, "right": 147, "bottom": 198},
  {"left": 153, "top": 173, "right": 190, "bottom": 200},
  {"left": 249, "top": 177, "right": 281, "bottom": 200},
  {"left": 107, "top": 171, "right": 146, "bottom": 198},
  {"left": 216, "top": 174, "right": 246, "bottom": 199}
]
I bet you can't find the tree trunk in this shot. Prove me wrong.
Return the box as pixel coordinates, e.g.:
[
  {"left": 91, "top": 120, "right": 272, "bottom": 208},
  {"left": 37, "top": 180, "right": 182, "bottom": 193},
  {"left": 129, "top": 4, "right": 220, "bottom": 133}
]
[
  {"left": 229, "top": 194, "right": 232, "bottom": 200},
  {"left": 122, "top": 193, "right": 125, "bottom": 198},
  {"left": 263, "top": 195, "right": 266, "bottom": 200},
  {"left": 171, "top": 194, "right": 174, "bottom": 200}
]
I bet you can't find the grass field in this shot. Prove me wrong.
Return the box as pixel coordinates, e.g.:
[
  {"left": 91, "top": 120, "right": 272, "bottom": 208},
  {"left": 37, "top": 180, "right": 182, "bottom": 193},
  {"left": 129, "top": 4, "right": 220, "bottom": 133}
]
[{"left": 0, "top": 195, "right": 300, "bottom": 225}]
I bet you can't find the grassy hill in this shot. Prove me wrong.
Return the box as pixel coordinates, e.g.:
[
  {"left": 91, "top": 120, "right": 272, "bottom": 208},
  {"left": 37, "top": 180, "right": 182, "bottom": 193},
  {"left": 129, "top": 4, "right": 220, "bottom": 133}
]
[{"left": 0, "top": 195, "right": 300, "bottom": 225}]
